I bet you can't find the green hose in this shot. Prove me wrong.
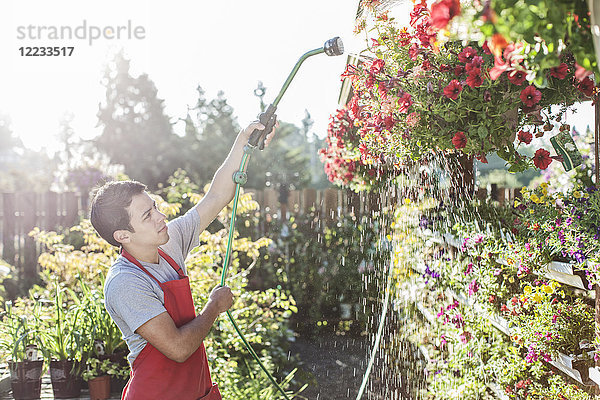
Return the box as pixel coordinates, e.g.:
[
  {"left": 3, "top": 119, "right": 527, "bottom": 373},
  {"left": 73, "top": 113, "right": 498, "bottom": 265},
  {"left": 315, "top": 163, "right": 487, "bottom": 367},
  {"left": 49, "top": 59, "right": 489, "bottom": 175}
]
[{"left": 219, "top": 151, "right": 292, "bottom": 400}]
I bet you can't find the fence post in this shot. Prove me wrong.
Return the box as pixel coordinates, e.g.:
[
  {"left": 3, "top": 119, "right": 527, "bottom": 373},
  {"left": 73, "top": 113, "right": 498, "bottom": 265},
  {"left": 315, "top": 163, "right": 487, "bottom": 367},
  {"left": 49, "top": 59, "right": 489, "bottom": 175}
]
[
  {"left": 2, "top": 193, "right": 16, "bottom": 266},
  {"left": 22, "top": 192, "right": 37, "bottom": 282},
  {"left": 65, "top": 192, "right": 79, "bottom": 227},
  {"left": 46, "top": 191, "right": 58, "bottom": 230},
  {"left": 303, "top": 188, "right": 317, "bottom": 214},
  {"left": 324, "top": 188, "right": 338, "bottom": 222}
]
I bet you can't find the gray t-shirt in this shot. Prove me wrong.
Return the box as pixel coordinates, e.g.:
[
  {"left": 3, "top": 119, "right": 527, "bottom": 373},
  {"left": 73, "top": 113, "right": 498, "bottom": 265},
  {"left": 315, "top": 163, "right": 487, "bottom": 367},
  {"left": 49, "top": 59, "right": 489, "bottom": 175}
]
[{"left": 104, "top": 208, "right": 201, "bottom": 366}]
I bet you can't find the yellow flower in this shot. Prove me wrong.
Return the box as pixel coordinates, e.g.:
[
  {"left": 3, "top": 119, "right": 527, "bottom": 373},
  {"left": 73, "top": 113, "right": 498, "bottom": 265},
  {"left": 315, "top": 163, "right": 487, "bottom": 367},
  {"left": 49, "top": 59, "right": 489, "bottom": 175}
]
[
  {"left": 532, "top": 293, "right": 543, "bottom": 303},
  {"left": 540, "top": 195, "right": 547, "bottom": 203},
  {"left": 541, "top": 187, "right": 548, "bottom": 196},
  {"left": 573, "top": 191, "right": 582, "bottom": 199},
  {"left": 530, "top": 209, "right": 534, "bottom": 214},
  {"left": 523, "top": 286, "right": 533, "bottom": 295},
  {"left": 530, "top": 194, "right": 540, "bottom": 203},
  {"left": 403, "top": 198, "right": 411, "bottom": 205},
  {"left": 509, "top": 276, "right": 515, "bottom": 283},
  {"left": 540, "top": 182, "right": 548, "bottom": 190},
  {"left": 541, "top": 285, "right": 553, "bottom": 294},
  {"left": 514, "top": 200, "right": 521, "bottom": 207}
]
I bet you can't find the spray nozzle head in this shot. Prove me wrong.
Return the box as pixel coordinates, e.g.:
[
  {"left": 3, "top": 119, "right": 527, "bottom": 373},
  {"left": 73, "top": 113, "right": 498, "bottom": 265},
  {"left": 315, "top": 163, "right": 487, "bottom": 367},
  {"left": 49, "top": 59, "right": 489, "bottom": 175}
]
[{"left": 324, "top": 37, "right": 344, "bottom": 56}]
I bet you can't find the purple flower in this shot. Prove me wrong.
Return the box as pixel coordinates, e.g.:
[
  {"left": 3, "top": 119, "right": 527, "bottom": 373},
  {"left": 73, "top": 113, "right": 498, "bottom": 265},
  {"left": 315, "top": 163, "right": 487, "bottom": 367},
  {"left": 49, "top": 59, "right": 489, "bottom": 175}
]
[{"left": 565, "top": 217, "right": 573, "bottom": 226}]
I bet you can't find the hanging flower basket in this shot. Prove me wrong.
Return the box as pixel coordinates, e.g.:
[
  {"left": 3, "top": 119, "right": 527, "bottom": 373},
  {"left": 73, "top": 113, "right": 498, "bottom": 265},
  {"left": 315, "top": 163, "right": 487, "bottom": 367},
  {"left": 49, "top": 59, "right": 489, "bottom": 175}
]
[{"left": 334, "top": 1, "right": 591, "bottom": 176}]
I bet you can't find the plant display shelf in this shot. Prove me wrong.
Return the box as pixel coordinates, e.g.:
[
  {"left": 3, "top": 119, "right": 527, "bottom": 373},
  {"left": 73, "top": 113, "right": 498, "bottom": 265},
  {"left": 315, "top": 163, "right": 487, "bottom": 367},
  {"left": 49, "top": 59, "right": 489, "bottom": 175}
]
[{"left": 420, "top": 229, "right": 592, "bottom": 290}]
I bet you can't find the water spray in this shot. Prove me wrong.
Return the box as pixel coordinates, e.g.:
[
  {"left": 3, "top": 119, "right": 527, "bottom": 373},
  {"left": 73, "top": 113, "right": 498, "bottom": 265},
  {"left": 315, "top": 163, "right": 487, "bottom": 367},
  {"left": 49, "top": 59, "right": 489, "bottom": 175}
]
[{"left": 220, "top": 37, "right": 344, "bottom": 399}]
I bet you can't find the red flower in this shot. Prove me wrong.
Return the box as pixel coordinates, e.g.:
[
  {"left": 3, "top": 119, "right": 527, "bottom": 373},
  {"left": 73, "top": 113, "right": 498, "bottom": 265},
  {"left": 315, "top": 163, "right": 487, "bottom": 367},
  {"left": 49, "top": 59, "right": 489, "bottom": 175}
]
[
  {"left": 458, "top": 46, "right": 477, "bottom": 63},
  {"left": 410, "top": 0, "right": 428, "bottom": 27},
  {"left": 409, "top": 43, "right": 421, "bottom": 60},
  {"left": 533, "top": 148, "right": 553, "bottom": 169},
  {"left": 443, "top": 79, "right": 463, "bottom": 99},
  {"left": 452, "top": 131, "right": 467, "bottom": 149},
  {"left": 520, "top": 86, "right": 541, "bottom": 107},
  {"left": 370, "top": 59, "right": 385, "bottom": 75},
  {"left": 549, "top": 63, "right": 568, "bottom": 79},
  {"left": 398, "top": 93, "right": 412, "bottom": 113},
  {"left": 466, "top": 69, "right": 483, "bottom": 88},
  {"left": 465, "top": 56, "right": 483, "bottom": 73},
  {"left": 454, "top": 65, "right": 465, "bottom": 77},
  {"left": 430, "top": 0, "right": 461, "bottom": 29},
  {"left": 439, "top": 64, "right": 452, "bottom": 73},
  {"left": 577, "top": 77, "right": 595, "bottom": 97},
  {"left": 476, "top": 153, "right": 488, "bottom": 163},
  {"left": 508, "top": 70, "right": 527, "bottom": 85},
  {"left": 518, "top": 130, "right": 533, "bottom": 144}
]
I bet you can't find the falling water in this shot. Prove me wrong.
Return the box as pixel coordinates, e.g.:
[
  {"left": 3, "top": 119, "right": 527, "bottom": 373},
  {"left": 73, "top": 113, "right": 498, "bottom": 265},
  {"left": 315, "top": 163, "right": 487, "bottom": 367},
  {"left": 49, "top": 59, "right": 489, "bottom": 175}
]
[{"left": 353, "top": 153, "right": 487, "bottom": 399}]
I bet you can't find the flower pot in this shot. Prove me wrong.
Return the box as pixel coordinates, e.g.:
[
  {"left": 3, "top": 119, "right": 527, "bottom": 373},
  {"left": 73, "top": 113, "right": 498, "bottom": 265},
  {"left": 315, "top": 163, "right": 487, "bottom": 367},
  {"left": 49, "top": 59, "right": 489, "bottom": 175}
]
[
  {"left": 50, "top": 359, "right": 82, "bottom": 399},
  {"left": 8, "top": 360, "right": 43, "bottom": 400},
  {"left": 88, "top": 375, "right": 111, "bottom": 400}
]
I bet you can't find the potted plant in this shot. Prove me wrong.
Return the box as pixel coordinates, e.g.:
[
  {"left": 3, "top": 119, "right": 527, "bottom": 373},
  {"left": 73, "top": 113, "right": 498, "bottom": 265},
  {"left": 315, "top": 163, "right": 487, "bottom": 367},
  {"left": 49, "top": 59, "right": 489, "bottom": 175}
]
[
  {"left": 82, "top": 357, "right": 118, "bottom": 400},
  {"left": 78, "top": 278, "right": 129, "bottom": 393},
  {"left": 40, "top": 284, "right": 92, "bottom": 399},
  {"left": 0, "top": 299, "right": 44, "bottom": 400}
]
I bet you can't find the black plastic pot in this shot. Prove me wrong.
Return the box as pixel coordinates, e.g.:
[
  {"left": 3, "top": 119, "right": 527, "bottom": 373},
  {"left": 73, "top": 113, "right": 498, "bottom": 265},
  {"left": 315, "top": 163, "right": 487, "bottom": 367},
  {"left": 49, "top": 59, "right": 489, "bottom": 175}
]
[
  {"left": 8, "top": 360, "right": 43, "bottom": 400},
  {"left": 50, "top": 359, "right": 83, "bottom": 399}
]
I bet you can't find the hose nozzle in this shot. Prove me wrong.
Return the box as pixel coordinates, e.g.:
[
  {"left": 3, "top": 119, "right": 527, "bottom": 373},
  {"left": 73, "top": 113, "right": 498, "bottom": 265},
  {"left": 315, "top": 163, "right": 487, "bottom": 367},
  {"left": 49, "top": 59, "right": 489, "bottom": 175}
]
[{"left": 324, "top": 37, "right": 344, "bottom": 56}]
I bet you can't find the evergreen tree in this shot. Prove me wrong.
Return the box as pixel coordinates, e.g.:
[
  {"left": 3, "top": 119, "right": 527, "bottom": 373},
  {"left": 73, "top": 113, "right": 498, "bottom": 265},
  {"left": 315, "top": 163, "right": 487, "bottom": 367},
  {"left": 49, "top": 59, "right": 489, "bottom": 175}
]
[{"left": 96, "top": 51, "right": 181, "bottom": 188}]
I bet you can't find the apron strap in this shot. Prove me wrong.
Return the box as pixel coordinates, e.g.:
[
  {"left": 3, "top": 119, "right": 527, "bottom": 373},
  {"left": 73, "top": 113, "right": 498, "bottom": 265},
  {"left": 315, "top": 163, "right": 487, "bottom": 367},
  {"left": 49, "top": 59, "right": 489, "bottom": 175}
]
[{"left": 158, "top": 248, "right": 185, "bottom": 278}]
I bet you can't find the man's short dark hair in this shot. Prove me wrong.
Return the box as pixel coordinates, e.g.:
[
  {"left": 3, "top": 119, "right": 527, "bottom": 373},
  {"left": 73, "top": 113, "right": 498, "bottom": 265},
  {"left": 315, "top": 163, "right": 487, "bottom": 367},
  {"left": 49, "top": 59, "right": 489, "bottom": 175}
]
[{"left": 90, "top": 181, "right": 147, "bottom": 247}]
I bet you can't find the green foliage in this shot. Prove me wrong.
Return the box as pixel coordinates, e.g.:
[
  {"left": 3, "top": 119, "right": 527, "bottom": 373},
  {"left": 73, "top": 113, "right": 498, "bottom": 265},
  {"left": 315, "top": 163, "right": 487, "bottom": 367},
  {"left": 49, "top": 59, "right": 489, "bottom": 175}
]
[
  {"left": 259, "top": 211, "right": 386, "bottom": 336},
  {"left": 0, "top": 297, "right": 43, "bottom": 362}
]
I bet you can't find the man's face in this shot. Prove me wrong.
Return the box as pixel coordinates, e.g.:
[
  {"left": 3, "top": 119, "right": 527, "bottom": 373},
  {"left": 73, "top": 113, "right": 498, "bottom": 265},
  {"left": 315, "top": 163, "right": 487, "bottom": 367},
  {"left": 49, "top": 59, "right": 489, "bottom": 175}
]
[{"left": 124, "top": 192, "right": 169, "bottom": 248}]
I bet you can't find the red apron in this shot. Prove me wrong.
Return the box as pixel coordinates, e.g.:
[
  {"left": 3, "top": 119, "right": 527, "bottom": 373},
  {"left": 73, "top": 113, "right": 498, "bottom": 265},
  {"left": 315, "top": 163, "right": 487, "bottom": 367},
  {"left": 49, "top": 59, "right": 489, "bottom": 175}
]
[{"left": 120, "top": 248, "right": 221, "bottom": 400}]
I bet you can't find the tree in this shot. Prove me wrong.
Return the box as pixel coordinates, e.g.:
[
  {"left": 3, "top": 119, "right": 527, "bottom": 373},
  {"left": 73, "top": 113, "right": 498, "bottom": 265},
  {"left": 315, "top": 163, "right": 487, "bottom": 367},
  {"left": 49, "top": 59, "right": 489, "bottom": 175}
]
[{"left": 96, "top": 51, "right": 182, "bottom": 189}]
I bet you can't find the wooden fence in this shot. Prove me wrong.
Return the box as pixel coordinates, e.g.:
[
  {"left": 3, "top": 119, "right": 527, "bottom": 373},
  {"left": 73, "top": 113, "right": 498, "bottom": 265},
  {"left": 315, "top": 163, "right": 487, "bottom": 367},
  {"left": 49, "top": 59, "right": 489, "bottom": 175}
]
[{"left": 0, "top": 185, "right": 514, "bottom": 281}]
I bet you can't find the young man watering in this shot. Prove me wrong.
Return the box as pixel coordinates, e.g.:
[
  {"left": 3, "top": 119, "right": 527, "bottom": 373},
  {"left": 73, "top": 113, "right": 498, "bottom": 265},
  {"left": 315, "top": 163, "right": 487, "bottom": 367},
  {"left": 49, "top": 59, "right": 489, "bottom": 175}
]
[{"left": 90, "top": 121, "right": 274, "bottom": 400}]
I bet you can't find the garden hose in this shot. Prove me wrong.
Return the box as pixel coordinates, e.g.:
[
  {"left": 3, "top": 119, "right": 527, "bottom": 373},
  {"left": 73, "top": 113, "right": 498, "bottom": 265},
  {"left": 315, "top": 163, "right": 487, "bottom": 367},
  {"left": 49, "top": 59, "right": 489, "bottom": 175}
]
[
  {"left": 355, "top": 248, "right": 395, "bottom": 400},
  {"left": 218, "top": 37, "right": 344, "bottom": 399}
]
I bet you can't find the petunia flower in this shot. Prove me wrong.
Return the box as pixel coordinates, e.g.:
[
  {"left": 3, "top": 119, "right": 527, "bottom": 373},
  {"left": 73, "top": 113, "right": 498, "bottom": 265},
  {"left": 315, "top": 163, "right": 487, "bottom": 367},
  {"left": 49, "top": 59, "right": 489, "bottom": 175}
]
[
  {"left": 397, "top": 93, "right": 413, "bottom": 113},
  {"left": 517, "top": 130, "right": 533, "bottom": 144},
  {"left": 577, "top": 77, "right": 595, "bottom": 97},
  {"left": 466, "top": 69, "right": 483, "bottom": 88},
  {"left": 452, "top": 131, "right": 467, "bottom": 149},
  {"left": 533, "top": 148, "right": 552, "bottom": 169},
  {"left": 458, "top": 46, "right": 477, "bottom": 63},
  {"left": 520, "top": 86, "right": 542, "bottom": 107},
  {"left": 508, "top": 69, "right": 527, "bottom": 85},
  {"left": 549, "top": 63, "right": 569, "bottom": 79},
  {"left": 443, "top": 79, "right": 463, "bottom": 99}
]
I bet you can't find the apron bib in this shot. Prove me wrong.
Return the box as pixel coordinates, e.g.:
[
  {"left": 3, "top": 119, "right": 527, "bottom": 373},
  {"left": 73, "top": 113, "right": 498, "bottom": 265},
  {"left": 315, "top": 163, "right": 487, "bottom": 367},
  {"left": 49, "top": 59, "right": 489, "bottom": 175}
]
[{"left": 120, "top": 248, "right": 221, "bottom": 400}]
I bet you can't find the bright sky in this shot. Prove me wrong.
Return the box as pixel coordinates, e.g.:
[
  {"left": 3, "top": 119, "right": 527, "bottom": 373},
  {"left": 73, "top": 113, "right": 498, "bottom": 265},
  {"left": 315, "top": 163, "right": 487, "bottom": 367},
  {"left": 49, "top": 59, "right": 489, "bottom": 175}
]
[
  {"left": 1, "top": 0, "right": 364, "bottom": 153},
  {"left": 1, "top": 0, "right": 595, "bottom": 156}
]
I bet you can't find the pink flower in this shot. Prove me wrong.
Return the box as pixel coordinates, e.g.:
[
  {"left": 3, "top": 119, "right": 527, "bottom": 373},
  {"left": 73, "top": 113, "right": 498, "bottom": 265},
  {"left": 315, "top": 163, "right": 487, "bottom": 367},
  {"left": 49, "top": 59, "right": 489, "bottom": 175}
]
[
  {"left": 518, "top": 130, "right": 533, "bottom": 144},
  {"left": 452, "top": 131, "right": 467, "bottom": 149},
  {"left": 443, "top": 79, "right": 463, "bottom": 99},
  {"left": 430, "top": 0, "right": 461, "bottom": 29},
  {"left": 520, "top": 86, "right": 541, "bottom": 107},
  {"left": 533, "top": 148, "right": 552, "bottom": 169},
  {"left": 459, "top": 331, "right": 472, "bottom": 344},
  {"left": 406, "top": 112, "right": 420, "bottom": 127},
  {"left": 397, "top": 93, "right": 412, "bottom": 113}
]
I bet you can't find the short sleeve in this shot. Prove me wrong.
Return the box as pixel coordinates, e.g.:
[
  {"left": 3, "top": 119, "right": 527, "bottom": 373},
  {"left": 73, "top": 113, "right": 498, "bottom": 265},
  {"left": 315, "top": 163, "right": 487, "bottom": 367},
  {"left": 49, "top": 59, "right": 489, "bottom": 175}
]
[
  {"left": 163, "top": 208, "right": 201, "bottom": 260},
  {"left": 104, "top": 272, "right": 167, "bottom": 334}
]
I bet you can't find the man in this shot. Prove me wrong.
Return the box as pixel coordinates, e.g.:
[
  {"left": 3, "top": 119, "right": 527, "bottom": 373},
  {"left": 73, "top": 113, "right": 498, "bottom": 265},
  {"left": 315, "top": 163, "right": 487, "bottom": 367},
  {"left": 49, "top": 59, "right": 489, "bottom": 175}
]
[{"left": 90, "top": 121, "right": 274, "bottom": 400}]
